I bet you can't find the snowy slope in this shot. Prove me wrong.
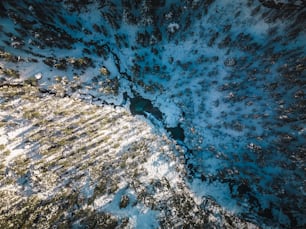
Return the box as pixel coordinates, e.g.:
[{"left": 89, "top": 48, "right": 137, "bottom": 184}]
[
  {"left": 0, "top": 0, "right": 305, "bottom": 228},
  {"left": 0, "top": 85, "right": 259, "bottom": 228}
]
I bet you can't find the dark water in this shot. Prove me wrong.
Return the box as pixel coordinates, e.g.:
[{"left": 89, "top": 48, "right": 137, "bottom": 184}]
[
  {"left": 166, "top": 125, "right": 185, "bottom": 142},
  {"left": 129, "top": 96, "right": 163, "bottom": 120},
  {"left": 129, "top": 96, "right": 185, "bottom": 142}
]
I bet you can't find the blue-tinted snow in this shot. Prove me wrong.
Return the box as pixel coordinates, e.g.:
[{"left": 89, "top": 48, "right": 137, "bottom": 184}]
[{"left": 0, "top": 0, "right": 305, "bottom": 228}]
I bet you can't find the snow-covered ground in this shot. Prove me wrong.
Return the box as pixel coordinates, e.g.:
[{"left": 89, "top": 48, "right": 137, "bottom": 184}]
[
  {"left": 0, "top": 0, "right": 305, "bottom": 228},
  {"left": 0, "top": 85, "right": 258, "bottom": 228}
]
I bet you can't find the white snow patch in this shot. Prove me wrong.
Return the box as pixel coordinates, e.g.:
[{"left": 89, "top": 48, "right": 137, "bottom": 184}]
[
  {"left": 156, "top": 98, "right": 181, "bottom": 128},
  {"left": 34, "top": 72, "right": 42, "bottom": 80},
  {"left": 167, "top": 23, "right": 180, "bottom": 33},
  {"left": 94, "top": 195, "right": 114, "bottom": 208},
  {"left": 190, "top": 178, "right": 242, "bottom": 214},
  {"left": 98, "top": 188, "right": 160, "bottom": 229}
]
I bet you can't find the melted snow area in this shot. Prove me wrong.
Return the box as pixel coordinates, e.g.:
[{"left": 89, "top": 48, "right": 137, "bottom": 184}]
[{"left": 0, "top": 0, "right": 305, "bottom": 228}]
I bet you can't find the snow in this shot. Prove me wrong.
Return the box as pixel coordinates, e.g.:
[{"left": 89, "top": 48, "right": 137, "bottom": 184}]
[
  {"left": 100, "top": 188, "right": 159, "bottom": 229},
  {"left": 34, "top": 72, "right": 42, "bottom": 80},
  {"left": 167, "top": 22, "right": 180, "bottom": 33},
  {"left": 190, "top": 178, "right": 242, "bottom": 213},
  {"left": 155, "top": 97, "right": 181, "bottom": 128},
  {"left": 0, "top": 0, "right": 305, "bottom": 227}
]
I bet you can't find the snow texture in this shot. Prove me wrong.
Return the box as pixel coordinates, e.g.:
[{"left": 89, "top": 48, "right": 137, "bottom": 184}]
[{"left": 0, "top": 0, "right": 305, "bottom": 228}]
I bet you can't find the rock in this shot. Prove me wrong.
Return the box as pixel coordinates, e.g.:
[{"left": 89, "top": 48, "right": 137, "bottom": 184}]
[
  {"left": 100, "top": 66, "right": 110, "bottom": 76},
  {"left": 119, "top": 195, "right": 129, "bottom": 208}
]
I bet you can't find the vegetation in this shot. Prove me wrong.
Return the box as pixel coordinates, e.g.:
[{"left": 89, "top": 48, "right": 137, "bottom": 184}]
[
  {"left": 0, "top": 67, "right": 20, "bottom": 78},
  {"left": 0, "top": 83, "right": 256, "bottom": 228}
]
